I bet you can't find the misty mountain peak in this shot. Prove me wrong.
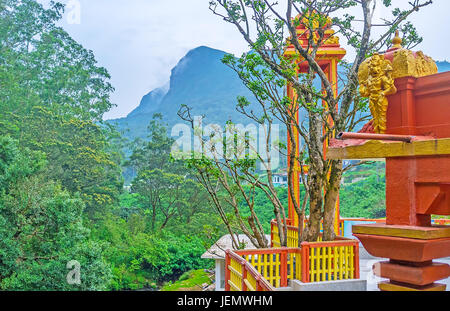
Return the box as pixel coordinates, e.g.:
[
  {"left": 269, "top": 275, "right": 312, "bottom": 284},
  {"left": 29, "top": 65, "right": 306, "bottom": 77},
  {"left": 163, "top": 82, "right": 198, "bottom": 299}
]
[{"left": 111, "top": 47, "right": 450, "bottom": 141}]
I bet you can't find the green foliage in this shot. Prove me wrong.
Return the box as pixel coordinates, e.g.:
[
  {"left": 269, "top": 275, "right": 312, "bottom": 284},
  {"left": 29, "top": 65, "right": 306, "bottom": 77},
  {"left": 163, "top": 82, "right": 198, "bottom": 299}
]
[
  {"left": 128, "top": 115, "right": 213, "bottom": 232},
  {"left": 18, "top": 107, "right": 123, "bottom": 215},
  {"left": 161, "top": 269, "right": 213, "bottom": 291},
  {"left": 0, "top": 136, "right": 45, "bottom": 191},
  {"left": 237, "top": 185, "right": 291, "bottom": 232},
  {"left": 0, "top": 0, "right": 228, "bottom": 292},
  {"left": 340, "top": 163, "right": 386, "bottom": 219},
  {"left": 92, "top": 212, "right": 211, "bottom": 290},
  {"left": 88, "top": 116, "right": 224, "bottom": 290},
  {"left": 116, "top": 192, "right": 146, "bottom": 219},
  {"left": 0, "top": 0, "right": 123, "bottom": 216},
  {"left": 0, "top": 137, "right": 111, "bottom": 290},
  {"left": 0, "top": 0, "right": 113, "bottom": 121},
  {"left": 0, "top": 0, "right": 119, "bottom": 290}
]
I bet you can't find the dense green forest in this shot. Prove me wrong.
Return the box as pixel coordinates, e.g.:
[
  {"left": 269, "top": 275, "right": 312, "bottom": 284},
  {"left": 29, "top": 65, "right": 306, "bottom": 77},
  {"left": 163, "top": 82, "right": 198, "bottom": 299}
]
[
  {"left": 0, "top": 1, "right": 388, "bottom": 291},
  {"left": 0, "top": 1, "right": 224, "bottom": 290}
]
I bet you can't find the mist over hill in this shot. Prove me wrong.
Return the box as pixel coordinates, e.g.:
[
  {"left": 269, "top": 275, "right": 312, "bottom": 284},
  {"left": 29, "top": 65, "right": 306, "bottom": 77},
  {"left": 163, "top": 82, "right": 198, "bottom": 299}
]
[
  {"left": 109, "top": 46, "right": 262, "bottom": 141},
  {"left": 109, "top": 46, "right": 450, "bottom": 142}
]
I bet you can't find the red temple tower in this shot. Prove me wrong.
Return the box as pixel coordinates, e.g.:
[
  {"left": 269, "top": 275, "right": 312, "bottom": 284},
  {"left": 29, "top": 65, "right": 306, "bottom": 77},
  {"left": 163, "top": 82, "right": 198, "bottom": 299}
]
[
  {"left": 284, "top": 13, "right": 345, "bottom": 233},
  {"left": 328, "top": 32, "right": 450, "bottom": 291}
]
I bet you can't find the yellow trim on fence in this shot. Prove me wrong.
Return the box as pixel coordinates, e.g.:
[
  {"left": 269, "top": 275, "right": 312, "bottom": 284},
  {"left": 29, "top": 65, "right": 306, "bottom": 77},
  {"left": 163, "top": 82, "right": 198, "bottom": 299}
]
[
  {"left": 228, "top": 256, "right": 243, "bottom": 291},
  {"left": 228, "top": 265, "right": 242, "bottom": 277},
  {"left": 240, "top": 249, "right": 302, "bottom": 288},
  {"left": 305, "top": 243, "right": 356, "bottom": 282},
  {"left": 228, "top": 280, "right": 241, "bottom": 291},
  {"left": 271, "top": 224, "right": 299, "bottom": 248},
  {"left": 245, "top": 272, "right": 257, "bottom": 291}
]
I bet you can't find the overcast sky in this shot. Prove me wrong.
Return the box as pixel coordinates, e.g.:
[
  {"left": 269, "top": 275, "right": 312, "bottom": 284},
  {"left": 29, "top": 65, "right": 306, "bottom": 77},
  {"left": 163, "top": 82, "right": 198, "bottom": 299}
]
[{"left": 38, "top": 0, "right": 450, "bottom": 120}]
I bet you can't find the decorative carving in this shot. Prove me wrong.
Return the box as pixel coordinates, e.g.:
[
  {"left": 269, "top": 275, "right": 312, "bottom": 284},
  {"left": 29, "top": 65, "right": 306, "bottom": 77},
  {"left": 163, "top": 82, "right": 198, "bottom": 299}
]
[
  {"left": 358, "top": 30, "right": 438, "bottom": 134},
  {"left": 300, "top": 12, "right": 332, "bottom": 30},
  {"left": 287, "top": 29, "right": 337, "bottom": 48},
  {"left": 358, "top": 54, "right": 397, "bottom": 134},
  {"left": 392, "top": 49, "right": 438, "bottom": 79},
  {"left": 309, "top": 31, "right": 339, "bottom": 45},
  {"left": 325, "top": 35, "right": 339, "bottom": 45},
  {"left": 386, "top": 30, "right": 438, "bottom": 78}
]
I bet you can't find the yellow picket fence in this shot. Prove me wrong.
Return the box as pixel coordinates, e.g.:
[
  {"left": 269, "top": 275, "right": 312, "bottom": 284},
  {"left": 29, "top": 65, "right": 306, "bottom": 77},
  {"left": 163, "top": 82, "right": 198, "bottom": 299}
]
[
  {"left": 432, "top": 218, "right": 450, "bottom": 225},
  {"left": 300, "top": 240, "right": 359, "bottom": 282},
  {"left": 270, "top": 218, "right": 387, "bottom": 248},
  {"left": 225, "top": 238, "right": 359, "bottom": 291},
  {"left": 226, "top": 250, "right": 274, "bottom": 291},
  {"left": 271, "top": 222, "right": 299, "bottom": 248},
  {"left": 236, "top": 248, "right": 302, "bottom": 288}
]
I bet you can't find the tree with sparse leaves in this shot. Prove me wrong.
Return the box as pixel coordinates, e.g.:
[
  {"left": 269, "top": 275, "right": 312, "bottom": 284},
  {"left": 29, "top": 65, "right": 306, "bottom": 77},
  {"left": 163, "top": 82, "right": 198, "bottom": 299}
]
[
  {"left": 181, "top": 0, "right": 432, "bottom": 245},
  {"left": 128, "top": 114, "right": 211, "bottom": 232}
]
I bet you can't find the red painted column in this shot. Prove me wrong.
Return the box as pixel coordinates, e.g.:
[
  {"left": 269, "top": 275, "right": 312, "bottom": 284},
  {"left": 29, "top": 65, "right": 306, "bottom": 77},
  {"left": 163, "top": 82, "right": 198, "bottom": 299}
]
[
  {"left": 353, "top": 72, "right": 450, "bottom": 291},
  {"left": 241, "top": 260, "right": 247, "bottom": 291},
  {"left": 280, "top": 250, "right": 288, "bottom": 287},
  {"left": 225, "top": 250, "right": 230, "bottom": 291},
  {"left": 386, "top": 77, "right": 417, "bottom": 135}
]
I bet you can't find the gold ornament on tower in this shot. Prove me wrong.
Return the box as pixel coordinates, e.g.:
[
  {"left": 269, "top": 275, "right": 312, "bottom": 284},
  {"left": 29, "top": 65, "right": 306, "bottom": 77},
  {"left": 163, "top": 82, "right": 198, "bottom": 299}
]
[
  {"left": 358, "top": 30, "right": 438, "bottom": 134},
  {"left": 358, "top": 53, "right": 397, "bottom": 134}
]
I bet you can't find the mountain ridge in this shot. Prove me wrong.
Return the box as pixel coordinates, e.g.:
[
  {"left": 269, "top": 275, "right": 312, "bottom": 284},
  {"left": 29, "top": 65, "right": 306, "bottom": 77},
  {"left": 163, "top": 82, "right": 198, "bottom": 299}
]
[
  {"left": 109, "top": 45, "right": 261, "bottom": 140},
  {"left": 109, "top": 46, "right": 450, "bottom": 141}
]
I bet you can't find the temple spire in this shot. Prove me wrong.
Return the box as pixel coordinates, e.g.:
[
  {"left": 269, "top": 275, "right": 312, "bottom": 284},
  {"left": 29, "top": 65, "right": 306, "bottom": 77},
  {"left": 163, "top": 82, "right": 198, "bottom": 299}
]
[{"left": 391, "top": 30, "right": 403, "bottom": 50}]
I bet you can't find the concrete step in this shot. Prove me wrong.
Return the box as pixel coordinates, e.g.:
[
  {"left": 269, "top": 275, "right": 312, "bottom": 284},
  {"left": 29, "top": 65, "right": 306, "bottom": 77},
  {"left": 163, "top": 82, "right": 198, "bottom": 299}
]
[{"left": 290, "top": 279, "right": 367, "bottom": 291}]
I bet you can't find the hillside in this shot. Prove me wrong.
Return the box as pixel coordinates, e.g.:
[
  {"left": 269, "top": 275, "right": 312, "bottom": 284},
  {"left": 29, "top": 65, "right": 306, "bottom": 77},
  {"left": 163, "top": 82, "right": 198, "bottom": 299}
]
[
  {"left": 109, "top": 46, "right": 261, "bottom": 140},
  {"left": 109, "top": 47, "right": 450, "bottom": 142}
]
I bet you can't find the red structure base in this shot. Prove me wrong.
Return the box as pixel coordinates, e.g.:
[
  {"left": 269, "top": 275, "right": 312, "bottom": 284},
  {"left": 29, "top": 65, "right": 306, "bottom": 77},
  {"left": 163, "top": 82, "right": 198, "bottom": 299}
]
[{"left": 353, "top": 224, "right": 450, "bottom": 291}]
